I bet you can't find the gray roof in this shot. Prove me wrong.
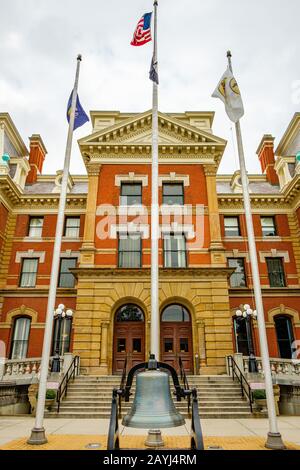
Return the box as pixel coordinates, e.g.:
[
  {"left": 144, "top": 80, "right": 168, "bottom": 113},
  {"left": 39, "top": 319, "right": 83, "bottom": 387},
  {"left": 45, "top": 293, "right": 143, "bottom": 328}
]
[
  {"left": 24, "top": 181, "right": 88, "bottom": 194},
  {"left": 216, "top": 181, "right": 281, "bottom": 195}
]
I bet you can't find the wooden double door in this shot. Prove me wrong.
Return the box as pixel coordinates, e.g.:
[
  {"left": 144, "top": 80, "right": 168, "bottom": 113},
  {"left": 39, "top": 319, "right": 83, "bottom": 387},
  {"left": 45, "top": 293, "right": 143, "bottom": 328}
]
[
  {"left": 113, "top": 322, "right": 145, "bottom": 374},
  {"left": 160, "top": 322, "right": 194, "bottom": 373}
]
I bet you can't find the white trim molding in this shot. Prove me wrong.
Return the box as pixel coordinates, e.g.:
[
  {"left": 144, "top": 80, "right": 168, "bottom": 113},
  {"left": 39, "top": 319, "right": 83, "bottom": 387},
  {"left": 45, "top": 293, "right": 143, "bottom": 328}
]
[
  {"left": 115, "top": 172, "right": 148, "bottom": 187},
  {"left": 225, "top": 249, "right": 250, "bottom": 262},
  {"left": 110, "top": 224, "right": 149, "bottom": 239},
  {"left": 161, "top": 224, "right": 195, "bottom": 239},
  {"left": 15, "top": 250, "right": 45, "bottom": 263},
  {"left": 259, "top": 249, "right": 290, "bottom": 263},
  {"left": 158, "top": 172, "right": 190, "bottom": 187},
  {"left": 60, "top": 250, "right": 80, "bottom": 259}
]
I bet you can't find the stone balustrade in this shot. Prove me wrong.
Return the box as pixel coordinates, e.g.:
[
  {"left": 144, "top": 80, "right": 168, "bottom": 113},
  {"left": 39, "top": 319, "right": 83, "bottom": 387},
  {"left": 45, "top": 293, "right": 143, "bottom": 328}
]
[
  {"left": 0, "top": 357, "right": 64, "bottom": 381},
  {"left": 242, "top": 356, "right": 300, "bottom": 379}
]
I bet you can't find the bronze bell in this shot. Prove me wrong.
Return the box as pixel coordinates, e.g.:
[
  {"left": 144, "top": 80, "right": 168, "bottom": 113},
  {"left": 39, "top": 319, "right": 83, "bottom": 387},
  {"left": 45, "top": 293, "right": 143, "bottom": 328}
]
[{"left": 122, "top": 370, "right": 185, "bottom": 429}]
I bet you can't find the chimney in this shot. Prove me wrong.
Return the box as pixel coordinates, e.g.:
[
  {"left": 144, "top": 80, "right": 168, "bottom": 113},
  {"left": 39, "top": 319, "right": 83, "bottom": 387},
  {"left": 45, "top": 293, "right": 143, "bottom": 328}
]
[
  {"left": 256, "top": 134, "right": 279, "bottom": 185},
  {"left": 26, "top": 135, "right": 47, "bottom": 184}
]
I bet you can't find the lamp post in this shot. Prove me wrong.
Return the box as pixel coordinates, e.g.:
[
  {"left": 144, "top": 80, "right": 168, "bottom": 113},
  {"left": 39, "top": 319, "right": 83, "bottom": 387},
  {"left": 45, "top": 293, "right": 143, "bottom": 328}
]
[
  {"left": 236, "top": 304, "right": 258, "bottom": 373},
  {"left": 51, "top": 304, "right": 73, "bottom": 373}
]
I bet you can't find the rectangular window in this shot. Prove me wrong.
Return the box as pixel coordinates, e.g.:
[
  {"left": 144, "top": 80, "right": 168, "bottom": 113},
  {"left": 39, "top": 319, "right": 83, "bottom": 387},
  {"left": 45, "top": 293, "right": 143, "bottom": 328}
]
[
  {"left": 58, "top": 258, "right": 77, "bottom": 288},
  {"left": 162, "top": 183, "right": 184, "bottom": 205},
  {"left": 19, "top": 258, "right": 38, "bottom": 288},
  {"left": 261, "top": 216, "right": 277, "bottom": 237},
  {"left": 228, "top": 258, "right": 247, "bottom": 288},
  {"left": 118, "top": 234, "right": 142, "bottom": 268},
  {"left": 120, "top": 183, "right": 142, "bottom": 206},
  {"left": 28, "top": 217, "right": 43, "bottom": 237},
  {"left": 224, "top": 216, "right": 241, "bottom": 237},
  {"left": 64, "top": 216, "right": 80, "bottom": 238},
  {"left": 266, "top": 258, "right": 286, "bottom": 287},
  {"left": 164, "top": 233, "right": 187, "bottom": 268}
]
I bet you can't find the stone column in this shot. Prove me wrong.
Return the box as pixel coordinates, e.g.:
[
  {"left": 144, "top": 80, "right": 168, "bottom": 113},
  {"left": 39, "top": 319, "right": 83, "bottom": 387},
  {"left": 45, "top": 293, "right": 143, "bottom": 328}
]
[
  {"left": 80, "top": 164, "right": 101, "bottom": 266},
  {"left": 204, "top": 164, "right": 226, "bottom": 265},
  {"left": 99, "top": 321, "right": 109, "bottom": 375},
  {"left": 196, "top": 320, "right": 206, "bottom": 367}
]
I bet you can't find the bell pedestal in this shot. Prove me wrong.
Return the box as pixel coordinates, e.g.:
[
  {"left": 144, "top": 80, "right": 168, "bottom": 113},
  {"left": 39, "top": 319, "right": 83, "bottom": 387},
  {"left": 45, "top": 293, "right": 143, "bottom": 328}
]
[{"left": 145, "top": 430, "right": 164, "bottom": 448}]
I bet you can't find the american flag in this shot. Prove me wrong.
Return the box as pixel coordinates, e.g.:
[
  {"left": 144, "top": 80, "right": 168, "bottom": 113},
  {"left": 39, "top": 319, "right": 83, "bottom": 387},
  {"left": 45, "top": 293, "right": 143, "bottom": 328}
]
[{"left": 131, "top": 12, "right": 152, "bottom": 46}]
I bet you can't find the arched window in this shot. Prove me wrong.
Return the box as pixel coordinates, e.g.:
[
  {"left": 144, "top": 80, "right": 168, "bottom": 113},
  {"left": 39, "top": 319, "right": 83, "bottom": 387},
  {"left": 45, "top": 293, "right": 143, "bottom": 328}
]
[
  {"left": 275, "top": 316, "right": 295, "bottom": 359},
  {"left": 10, "top": 317, "right": 31, "bottom": 359},
  {"left": 161, "top": 304, "right": 190, "bottom": 322},
  {"left": 52, "top": 316, "right": 73, "bottom": 356},
  {"left": 115, "top": 304, "right": 144, "bottom": 322},
  {"left": 233, "top": 316, "right": 250, "bottom": 355}
]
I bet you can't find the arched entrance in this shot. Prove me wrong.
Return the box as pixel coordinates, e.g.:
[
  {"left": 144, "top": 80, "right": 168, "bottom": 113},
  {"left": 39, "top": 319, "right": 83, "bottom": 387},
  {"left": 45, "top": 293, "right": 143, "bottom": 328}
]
[
  {"left": 113, "top": 304, "right": 145, "bottom": 374},
  {"left": 160, "top": 304, "right": 194, "bottom": 373}
]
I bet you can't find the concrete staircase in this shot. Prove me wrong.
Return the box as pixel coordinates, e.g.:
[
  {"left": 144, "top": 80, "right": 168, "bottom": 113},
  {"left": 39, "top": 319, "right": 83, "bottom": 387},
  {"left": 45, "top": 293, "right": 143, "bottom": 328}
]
[{"left": 46, "top": 374, "right": 254, "bottom": 419}]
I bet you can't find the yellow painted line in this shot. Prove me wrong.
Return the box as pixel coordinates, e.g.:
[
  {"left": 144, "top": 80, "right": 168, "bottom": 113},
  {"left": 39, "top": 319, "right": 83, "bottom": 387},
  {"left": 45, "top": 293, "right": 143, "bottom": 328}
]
[{"left": 1, "top": 435, "right": 299, "bottom": 451}]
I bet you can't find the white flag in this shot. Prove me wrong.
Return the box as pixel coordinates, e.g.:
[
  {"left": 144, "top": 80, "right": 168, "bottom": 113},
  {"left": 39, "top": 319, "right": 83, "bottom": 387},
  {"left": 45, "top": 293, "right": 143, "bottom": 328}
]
[{"left": 212, "top": 67, "right": 244, "bottom": 123}]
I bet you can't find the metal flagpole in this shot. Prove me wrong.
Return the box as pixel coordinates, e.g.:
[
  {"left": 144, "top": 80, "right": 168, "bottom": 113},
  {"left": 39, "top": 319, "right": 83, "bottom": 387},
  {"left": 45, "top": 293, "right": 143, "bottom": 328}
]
[
  {"left": 227, "top": 51, "right": 285, "bottom": 450},
  {"left": 150, "top": 0, "right": 160, "bottom": 360},
  {"left": 28, "top": 55, "right": 83, "bottom": 445}
]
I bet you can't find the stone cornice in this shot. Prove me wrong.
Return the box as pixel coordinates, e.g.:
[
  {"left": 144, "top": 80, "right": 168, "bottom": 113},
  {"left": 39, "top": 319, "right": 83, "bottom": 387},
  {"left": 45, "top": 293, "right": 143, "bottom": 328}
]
[
  {"left": 218, "top": 194, "right": 288, "bottom": 210},
  {"left": 71, "top": 267, "right": 233, "bottom": 280},
  {"left": 229, "top": 287, "right": 300, "bottom": 296}
]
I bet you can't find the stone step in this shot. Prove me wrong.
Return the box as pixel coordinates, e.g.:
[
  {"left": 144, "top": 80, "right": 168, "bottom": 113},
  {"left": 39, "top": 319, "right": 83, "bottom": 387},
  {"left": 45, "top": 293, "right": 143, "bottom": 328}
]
[
  {"left": 59, "top": 403, "right": 250, "bottom": 411},
  {"left": 64, "top": 396, "right": 244, "bottom": 402},
  {"left": 55, "top": 404, "right": 250, "bottom": 413},
  {"left": 46, "top": 411, "right": 252, "bottom": 419}
]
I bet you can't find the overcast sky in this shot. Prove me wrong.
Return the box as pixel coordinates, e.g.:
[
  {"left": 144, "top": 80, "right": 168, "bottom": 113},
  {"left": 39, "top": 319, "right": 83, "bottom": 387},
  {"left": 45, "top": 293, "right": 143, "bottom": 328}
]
[{"left": 0, "top": 0, "right": 299, "bottom": 176}]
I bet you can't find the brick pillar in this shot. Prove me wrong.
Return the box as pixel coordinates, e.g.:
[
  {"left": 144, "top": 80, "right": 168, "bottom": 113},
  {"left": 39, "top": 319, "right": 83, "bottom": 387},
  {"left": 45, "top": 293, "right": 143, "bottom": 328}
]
[{"left": 256, "top": 135, "right": 279, "bottom": 185}]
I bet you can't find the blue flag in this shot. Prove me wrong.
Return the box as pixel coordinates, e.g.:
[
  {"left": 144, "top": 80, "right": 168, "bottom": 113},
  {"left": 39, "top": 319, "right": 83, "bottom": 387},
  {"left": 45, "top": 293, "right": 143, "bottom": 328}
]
[
  {"left": 66, "top": 91, "right": 89, "bottom": 130},
  {"left": 149, "top": 56, "right": 159, "bottom": 85}
]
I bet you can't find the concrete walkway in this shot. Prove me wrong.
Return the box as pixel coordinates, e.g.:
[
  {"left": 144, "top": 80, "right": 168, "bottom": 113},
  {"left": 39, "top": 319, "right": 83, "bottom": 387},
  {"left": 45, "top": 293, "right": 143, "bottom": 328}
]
[{"left": 0, "top": 416, "right": 299, "bottom": 447}]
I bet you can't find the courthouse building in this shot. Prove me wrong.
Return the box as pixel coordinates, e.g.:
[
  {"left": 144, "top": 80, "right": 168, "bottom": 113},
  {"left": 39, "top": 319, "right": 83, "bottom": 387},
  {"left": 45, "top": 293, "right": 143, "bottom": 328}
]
[{"left": 0, "top": 110, "right": 300, "bottom": 376}]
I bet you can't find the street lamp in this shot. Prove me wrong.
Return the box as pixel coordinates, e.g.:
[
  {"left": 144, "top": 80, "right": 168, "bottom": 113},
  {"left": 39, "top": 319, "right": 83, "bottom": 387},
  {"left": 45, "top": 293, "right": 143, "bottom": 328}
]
[
  {"left": 236, "top": 304, "right": 258, "bottom": 373},
  {"left": 51, "top": 304, "right": 73, "bottom": 373}
]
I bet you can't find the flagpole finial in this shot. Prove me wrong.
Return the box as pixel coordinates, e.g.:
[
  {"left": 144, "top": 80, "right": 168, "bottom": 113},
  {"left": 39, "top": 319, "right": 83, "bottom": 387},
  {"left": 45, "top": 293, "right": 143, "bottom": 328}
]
[
  {"left": 154, "top": 0, "right": 158, "bottom": 5},
  {"left": 77, "top": 54, "right": 82, "bottom": 61},
  {"left": 227, "top": 50, "right": 232, "bottom": 58}
]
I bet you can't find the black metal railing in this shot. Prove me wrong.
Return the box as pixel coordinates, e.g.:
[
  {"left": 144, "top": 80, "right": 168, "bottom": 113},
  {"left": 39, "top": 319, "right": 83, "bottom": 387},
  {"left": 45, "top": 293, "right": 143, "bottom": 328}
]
[
  {"left": 56, "top": 355, "right": 80, "bottom": 412},
  {"left": 118, "top": 355, "right": 128, "bottom": 418},
  {"left": 179, "top": 356, "right": 191, "bottom": 414},
  {"left": 227, "top": 355, "right": 254, "bottom": 412},
  {"left": 107, "top": 358, "right": 204, "bottom": 451}
]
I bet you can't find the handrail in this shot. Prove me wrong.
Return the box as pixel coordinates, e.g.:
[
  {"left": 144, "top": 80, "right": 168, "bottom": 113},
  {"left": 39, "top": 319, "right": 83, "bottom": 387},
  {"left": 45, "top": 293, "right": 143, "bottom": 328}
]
[
  {"left": 118, "top": 355, "right": 128, "bottom": 417},
  {"left": 179, "top": 356, "right": 191, "bottom": 414},
  {"left": 227, "top": 355, "right": 253, "bottom": 412},
  {"left": 107, "top": 389, "right": 121, "bottom": 450},
  {"left": 56, "top": 355, "right": 80, "bottom": 412}
]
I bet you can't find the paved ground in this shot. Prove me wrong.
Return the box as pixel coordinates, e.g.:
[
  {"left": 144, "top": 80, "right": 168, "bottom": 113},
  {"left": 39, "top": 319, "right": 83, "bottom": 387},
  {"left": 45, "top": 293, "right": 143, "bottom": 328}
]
[{"left": 0, "top": 416, "right": 299, "bottom": 450}]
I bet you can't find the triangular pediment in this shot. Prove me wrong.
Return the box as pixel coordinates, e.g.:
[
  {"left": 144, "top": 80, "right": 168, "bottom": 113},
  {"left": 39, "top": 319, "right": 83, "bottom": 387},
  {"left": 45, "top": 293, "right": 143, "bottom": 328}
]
[
  {"left": 78, "top": 110, "right": 226, "bottom": 149},
  {"left": 276, "top": 113, "right": 300, "bottom": 157}
]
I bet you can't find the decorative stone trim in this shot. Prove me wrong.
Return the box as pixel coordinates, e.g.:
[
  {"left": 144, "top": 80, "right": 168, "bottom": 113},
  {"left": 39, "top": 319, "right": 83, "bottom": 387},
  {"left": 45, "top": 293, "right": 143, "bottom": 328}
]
[
  {"left": 60, "top": 250, "right": 80, "bottom": 258},
  {"left": 225, "top": 250, "right": 250, "bottom": 262},
  {"left": 267, "top": 304, "right": 300, "bottom": 324},
  {"left": 5, "top": 305, "right": 38, "bottom": 324},
  {"left": 259, "top": 250, "right": 290, "bottom": 263},
  {"left": 161, "top": 224, "right": 195, "bottom": 239},
  {"left": 115, "top": 172, "right": 148, "bottom": 187},
  {"left": 15, "top": 250, "right": 45, "bottom": 263},
  {"left": 110, "top": 224, "right": 149, "bottom": 239},
  {"left": 158, "top": 172, "right": 190, "bottom": 187}
]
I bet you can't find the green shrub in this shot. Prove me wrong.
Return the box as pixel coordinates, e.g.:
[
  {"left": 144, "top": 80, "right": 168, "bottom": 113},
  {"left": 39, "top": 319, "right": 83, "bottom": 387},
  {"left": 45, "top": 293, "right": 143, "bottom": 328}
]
[
  {"left": 253, "top": 389, "right": 266, "bottom": 400},
  {"left": 36, "top": 389, "right": 57, "bottom": 399}
]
